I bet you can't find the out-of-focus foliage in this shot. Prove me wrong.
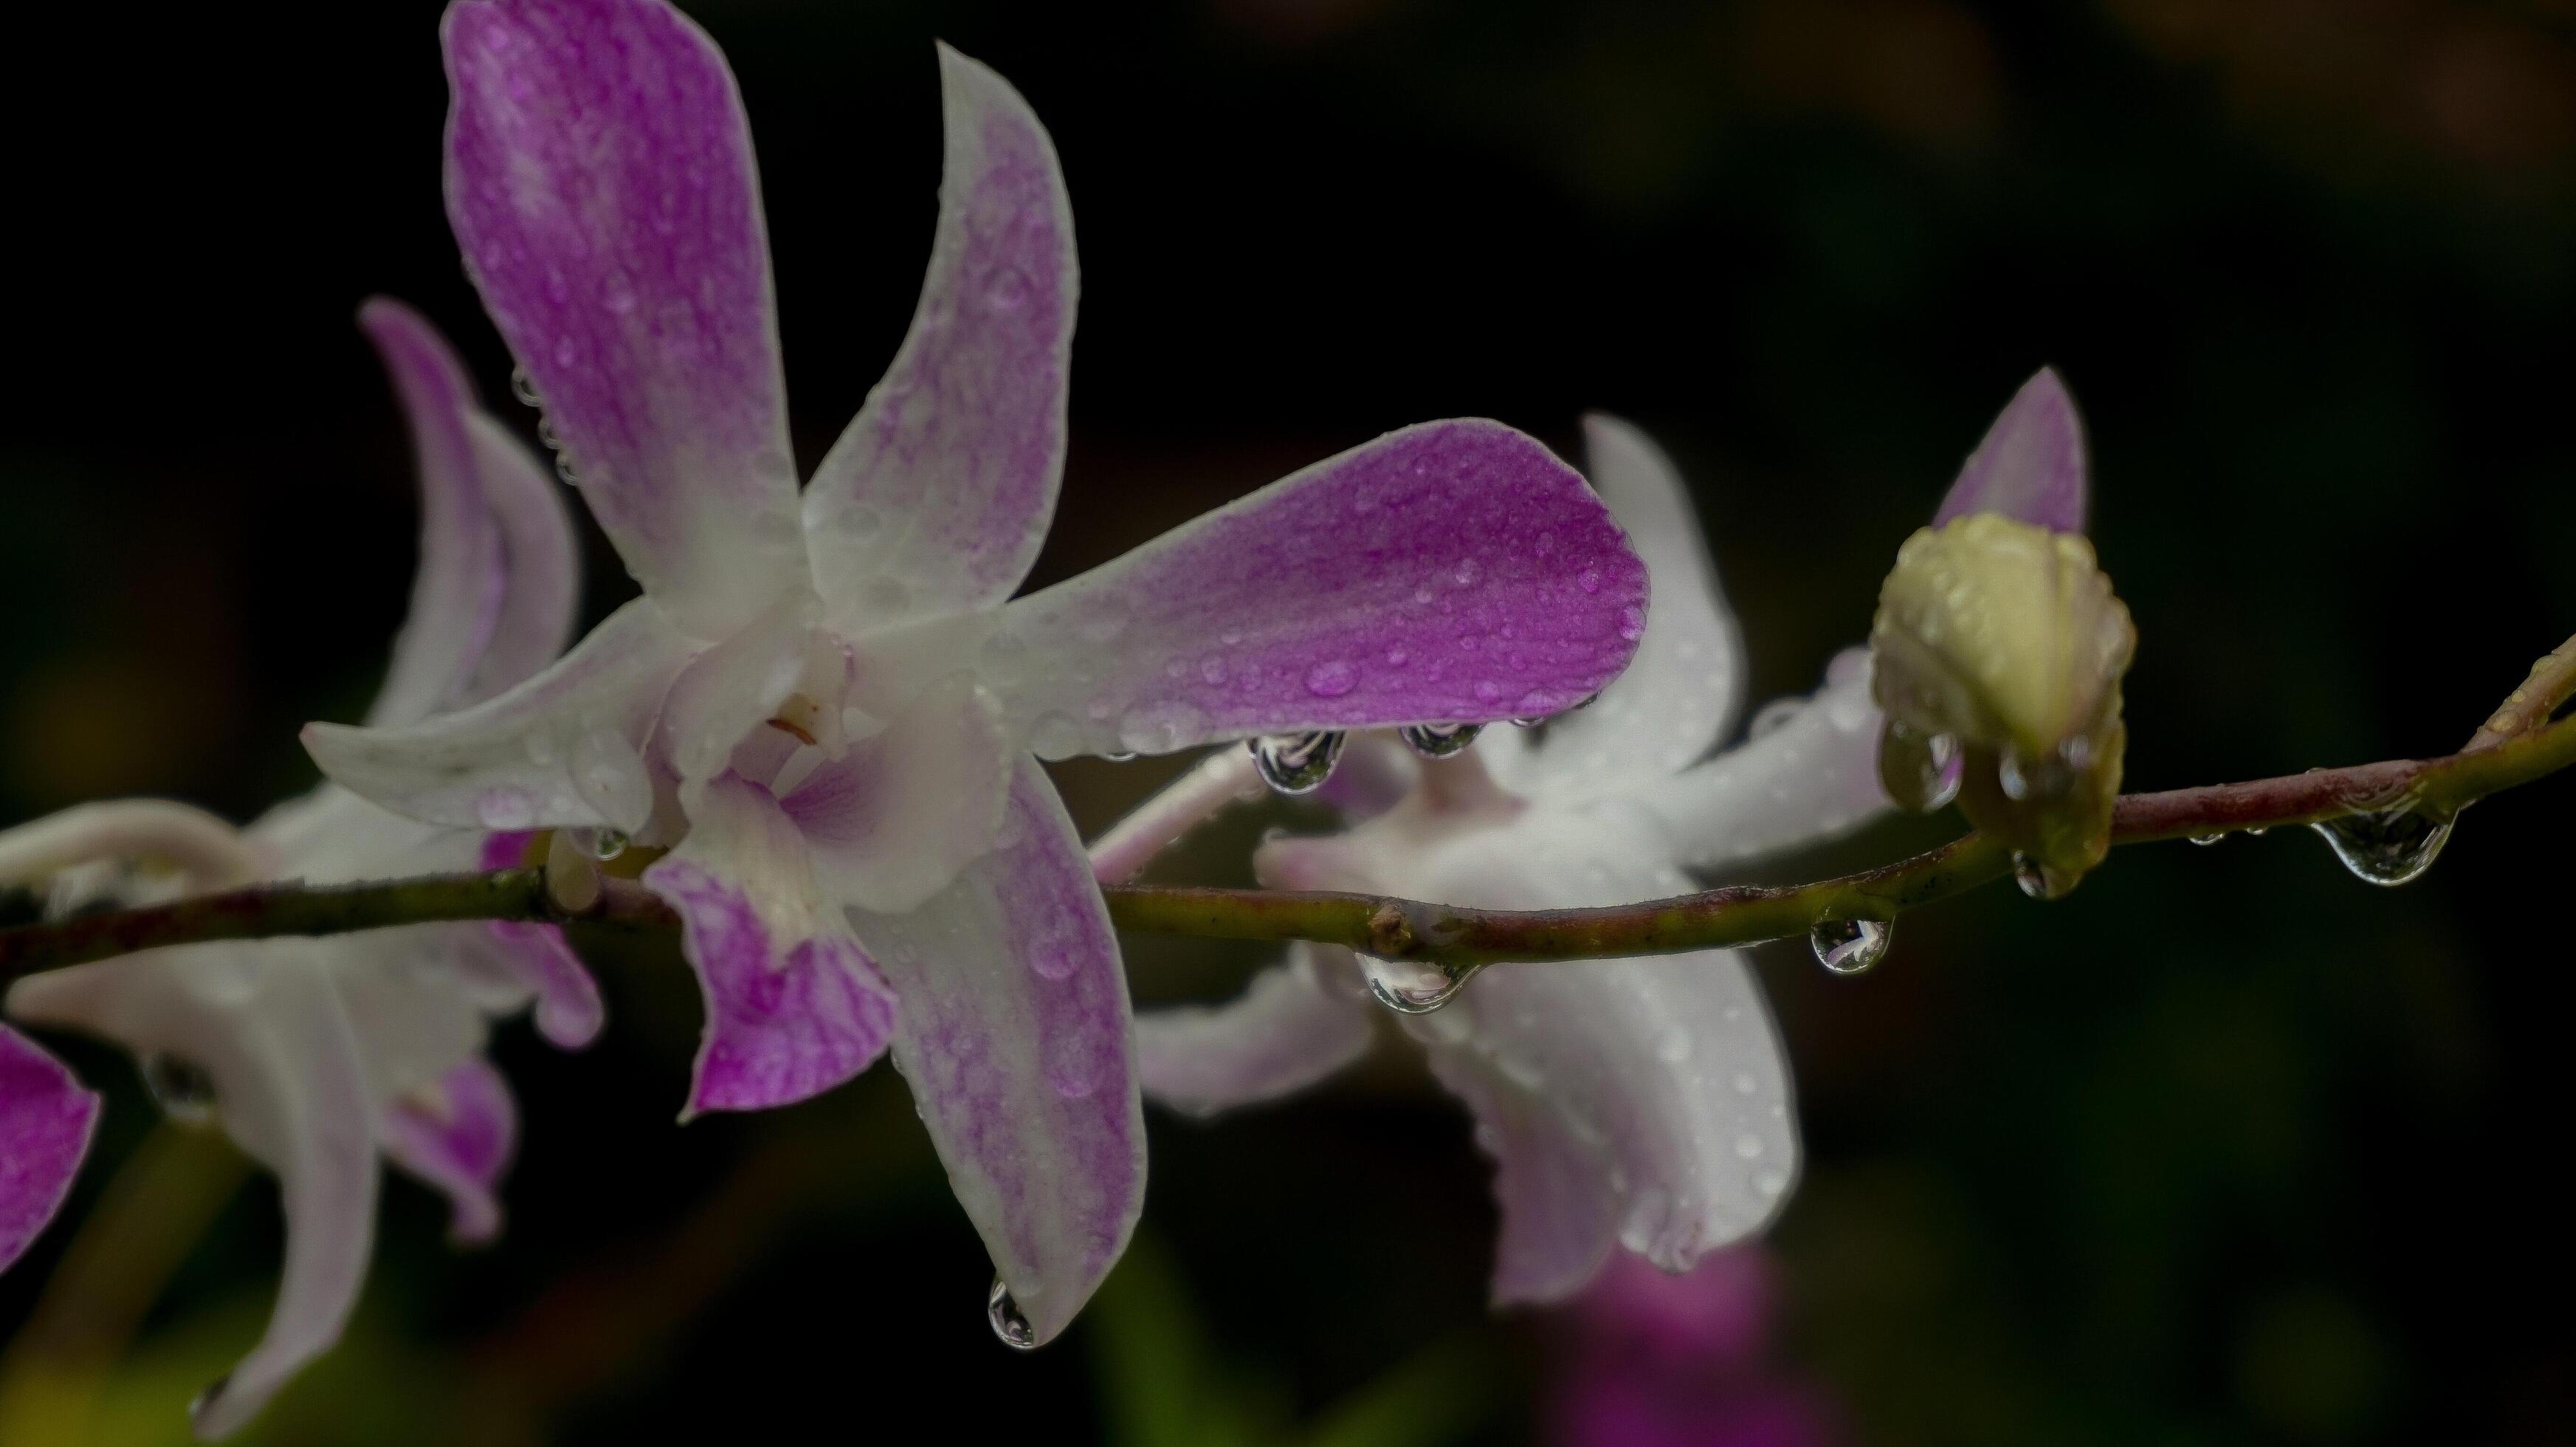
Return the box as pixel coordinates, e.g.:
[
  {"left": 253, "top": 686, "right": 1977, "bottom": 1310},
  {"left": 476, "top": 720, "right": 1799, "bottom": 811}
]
[{"left": 3, "top": 0, "right": 2571, "bottom": 1443}]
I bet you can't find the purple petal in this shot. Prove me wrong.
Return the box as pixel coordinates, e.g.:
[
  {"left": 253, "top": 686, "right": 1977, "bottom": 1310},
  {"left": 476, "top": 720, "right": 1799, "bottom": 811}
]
[
  {"left": 804, "top": 45, "right": 1075, "bottom": 630},
  {"left": 1931, "top": 368, "right": 2089, "bottom": 534},
  {"left": 359, "top": 298, "right": 582, "bottom": 730},
  {"left": 489, "top": 924, "right": 605, "bottom": 1050},
  {"left": 1642, "top": 649, "right": 1889, "bottom": 871},
  {"left": 782, "top": 674, "right": 1013, "bottom": 913},
  {"left": 643, "top": 775, "right": 897, "bottom": 1117},
  {"left": 443, "top": 0, "right": 803, "bottom": 635},
  {"left": 304, "top": 598, "right": 696, "bottom": 835},
  {"left": 1135, "top": 946, "right": 1375, "bottom": 1119},
  {"left": 381, "top": 1058, "right": 518, "bottom": 1244},
  {"left": 12, "top": 952, "right": 380, "bottom": 1438},
  {"left": 850, "top": 760, "right": 1141, "bottom": 1345},
  {"left": 1487, "top": 415, "right": 1746, "bottom": 801},
  {"left": 988, "top": 420, "right": 1649, "bottom": 759},
  {"left": 0, "top": 1025, "right": 98, "bottom": 1273}
]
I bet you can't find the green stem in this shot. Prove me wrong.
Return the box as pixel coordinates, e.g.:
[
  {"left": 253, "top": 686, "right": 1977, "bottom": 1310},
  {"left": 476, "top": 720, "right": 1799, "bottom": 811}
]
[{"left": 1, "top": 716, "right": 2569, "bottom": 982}]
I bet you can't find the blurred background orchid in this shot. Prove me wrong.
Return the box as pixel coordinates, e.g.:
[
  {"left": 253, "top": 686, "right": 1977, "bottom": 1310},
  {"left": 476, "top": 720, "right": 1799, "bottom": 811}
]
[{"left": 3, "top": 0, "right": 2572, "bottom": 1443}]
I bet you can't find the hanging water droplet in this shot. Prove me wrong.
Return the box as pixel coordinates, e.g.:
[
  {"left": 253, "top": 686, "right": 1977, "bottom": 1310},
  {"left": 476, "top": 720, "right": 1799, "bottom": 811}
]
[
  {"left": 1399, "top": 722, "right": 1482, "bottom": 758},
  {"left": 2311, "top": 806, "right": 2454, "bottom": 887},
  {"left": 1247, "top": 731, "right": 1346, "bottom": 794},
  {"left": 2189, "top": 832, "right": 2225, "bottom": 846},
  {"left": 142, "top": 1052, "right": 217, "bottom": 1124},
  {"left": 1877, "top": 721, "right": 1963, "bottom": 812},
  {"left": 509, "top": 366, "right": 540, "bottom": 407},
  {"left": 1808, "top": 918, "right": 1890, "bottom": 975},
  {"left": 1359, "top": 954, "right": 1481, "bottom": 1014},
  {"left": 986, "top": 1278, "right": 1038, "bottom": 1350},
  {"left": 187, "top": 1372, "right": 233, "bottom": 1431},
  {"left": 1749, "top": 698, "right": 1802, "bottom": 740},
  {"left": 2245, "top": 826, "right": 2268, "bottom": 837},
  {"left": 574, "top": 827, "right": 629, "bottom": 862},
  {"left": 2011, "top": 852, "right": 2079, "bottom": 899}
]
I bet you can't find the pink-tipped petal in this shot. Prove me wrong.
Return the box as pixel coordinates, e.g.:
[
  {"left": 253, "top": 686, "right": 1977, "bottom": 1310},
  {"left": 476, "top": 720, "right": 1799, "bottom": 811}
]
[
  {"left": 643, "top": 775, "right": 896, "bottom": 1118},
  {"left": 1487, "top": 416, "right": 1746, "bottom": 801},
  {"left": 471, "top": 833, "right": 606, "bottom": 1049},
  {"left": 805, "top": 46, "right": 1075, "bottom": 630},
  {"left": 0, "top": 1025, "right": 98, "bottom": 1273},
  {"left": 358, "top": 299, "right": 582, "bottom": 729},
  {"left": 1643, "top": 650, "right": 1890, "bottom": 872},
  {"left": 1932, "top": 368, "right": 2089, "bottom": 534},
  {"left": 442, "top": 0, "right": 802, "bottom": 635},
  {"left": 782, "top": 674, "right": 1013, "bottom": 914},
  {"left": 10, "top": 950, "right": 379, "bottom": 1440},
  {"left": 304, "top": 599, "right": 696, "bottom": 836},
  {"left": 850, "top": 760, "right": 1142, "bottom": 1346},
  {"left": 1135, "top": 945, "right": 1375, "bottom": 1119},
  {"left": 381, "top": 1058, "right": 517, "bottom": 1244},
  {"left": 986, "top": 420, "right": 1649, "bottom": 759}
]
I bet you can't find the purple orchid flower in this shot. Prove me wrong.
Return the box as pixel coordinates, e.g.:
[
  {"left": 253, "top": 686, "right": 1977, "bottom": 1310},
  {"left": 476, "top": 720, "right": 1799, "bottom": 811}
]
[
  {"left": 1134, "top": 373, "right": 2089, "bottom": 1302},
  {"left": 300, "top": 0, "right": 1649, "bottom": 1345},
  {"left": 1, "top": 298, "right": 590, "bottom": 1438}
]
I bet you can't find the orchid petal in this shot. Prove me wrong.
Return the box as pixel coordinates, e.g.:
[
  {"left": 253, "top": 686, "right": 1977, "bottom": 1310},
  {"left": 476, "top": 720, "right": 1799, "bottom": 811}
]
[
  {"left": 464, "top": 833, "right": 607, "bottom": 1048},
  {"left": 304, "top": 598, "right": 695, "bottom": 835},
  {"left": 1642, "top": 649, "right": 1891, "bottom": 872},
  {"left": 443, "top": 0, "right": 802, "bottom": 636},
  {"left": 1932, "top": 368, "right": 2089, "bottom": 534},
  {"left": 804, "top": 45, "right": 1075, "bottom": 631},
  {"left": 0, "top": 1025, "right": 98, "bottom": 1273},
  {"left": 1135, "top": 945, "right": 1375, "bottom": 1118},
  {"left": 652, "top": 588, "right": 824, "bottom": 799},
  {"left": 982, "top": 420, "right": 1648, "bottom": 759},
  {"left": 381, "top": 1058, "right": 517, "bottom": 1245},
  {"left": 331, "top": 936, "right": 489, "bottom": 1104},
  {"left": 1487, "top": 415, "right": 1747, "bottom": 801},
  {"left": 643, "top": 774, "right": 896, "bottom": 1118},
  {"left": 850, "top": 760, "right": 1142, "bottom": 1345},
  {"left": 10, "top": 950, "right": 378, "bottom": 1439},
  {"left": 1314, "top": 733, "right": 1419, "bottom": 824},
  {"left": 783, "top": 674, "right": 1012, "bottom": 915},
  {"left": 357, "top": 299, "right": 582, "bottom": 729}
]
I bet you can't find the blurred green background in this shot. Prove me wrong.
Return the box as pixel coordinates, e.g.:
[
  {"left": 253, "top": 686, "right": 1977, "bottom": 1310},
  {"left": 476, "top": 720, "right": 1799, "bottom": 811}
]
[{"left": 4, "top": 0, "right": 2572, "bottom": 1442}]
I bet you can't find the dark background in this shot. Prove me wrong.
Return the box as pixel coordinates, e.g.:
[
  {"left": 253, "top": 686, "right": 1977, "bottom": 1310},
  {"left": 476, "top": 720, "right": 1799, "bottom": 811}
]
[{"left": 3, "top": 0, "right": 2572, "bottom": 1442}]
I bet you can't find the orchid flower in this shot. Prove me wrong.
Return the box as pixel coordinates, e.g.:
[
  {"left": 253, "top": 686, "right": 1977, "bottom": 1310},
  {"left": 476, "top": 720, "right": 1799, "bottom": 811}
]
[
  {"left": 299, "top": 0, "right": 1649, "bottom": 1344},
  {"left": 1131, "top": 373, "right": 2090, "bottom": 1302},
  {"left": 1, "top": 298, "right": 588, "bottom": 1438}
]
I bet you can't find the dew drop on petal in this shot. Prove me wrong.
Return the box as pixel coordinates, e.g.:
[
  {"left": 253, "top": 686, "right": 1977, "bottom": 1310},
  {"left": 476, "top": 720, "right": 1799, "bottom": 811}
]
[
  {"left": 1878, "top": 721, "right": 1963, "bottom": 811},
  {"left": 1809, "top": 918, "right": 1890, "bottom": 975},
  {"left": 142, "top": 1052, "right": 217, "bottom": 1124},
  {"left": 1398, "top": 722, "right": 1482, "bottom": 758},
  {"left": 1749, "top": 698, "right": 1802, "bottom": 740},
  {"left": 987, "top": 1279, "right": 1038, "bottom": 1350},
  {"left": 1656, "top": 1028, "right": 1693, "bottom": 1065},
  {"left": 187, "top": 1374, "right": 234, "bottom": 1433},
  {"left": 1304, "top": 660, "right": 1356, "bottom": 698},
  {"left": 508, "top": 366, "right": 541, "bottom": 407},
  {"left": 1248, "top": 732, "right": 1346, "bottom": 794},
  {"left": 2190, "top": 832, "right": 2225, "bottom": 847},
  {"left": 1360, "top": 954, "right": 1481, "bottom": 1014},
  {"left": 2311, "top": 806, "right": 2454, "bottom": 887},
  {"left": 570, "top": 731, "right": 652, "bottom": 829}
]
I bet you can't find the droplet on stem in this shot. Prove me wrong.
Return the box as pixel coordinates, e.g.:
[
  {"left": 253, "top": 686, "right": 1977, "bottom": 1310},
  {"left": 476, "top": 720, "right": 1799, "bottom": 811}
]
[
  {"left": 1808, "top": 918, "right": 1891, "bottom": 975},
  {"left": 1360, "top": 954, "right": 1481, "bottom": 1014},
  {"left": 2311, "top": 805, "right": 2453, "bottom": 887},
  {"left": 1248, "top": 732, "right": 1346, "bottom": 794}
]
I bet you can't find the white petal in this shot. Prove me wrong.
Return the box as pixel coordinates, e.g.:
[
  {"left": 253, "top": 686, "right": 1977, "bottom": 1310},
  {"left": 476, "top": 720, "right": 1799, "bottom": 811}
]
[
  {"left": 1135, "top": 946, "right": 1376, "bottom": 1118},
  {"left": 303, "top": 599, "right": 696, "bottom": 834},
  {"left": 1641, "top": 648, "right": 1892, "bottom": 871},
  {"left": 782, "top": 674, "right": 1012, "bottom": 915}
]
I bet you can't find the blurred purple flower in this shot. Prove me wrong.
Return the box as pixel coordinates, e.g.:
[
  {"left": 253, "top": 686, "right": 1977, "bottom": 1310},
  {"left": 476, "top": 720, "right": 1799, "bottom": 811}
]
[
  {"left": 302, "top": 0, "right": 1649, "bottom": 1344},
  {"left": 1, "top": 298, "right": 588, "bottom": 1437},
  {"left": 1545, "top": 1250, "right": 1839, "bottom": 1447}
]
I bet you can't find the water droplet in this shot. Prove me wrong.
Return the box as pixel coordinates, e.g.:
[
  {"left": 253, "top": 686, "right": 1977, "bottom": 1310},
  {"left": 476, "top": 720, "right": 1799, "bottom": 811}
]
[
  {"left": 1578, "top": 567, "right": 1603, "bottom": 594},
  {"left": 1197, "top": 656, "right": 1227, "bottom": 685},
  {"left": 569, "top": 731, "right": 651, "bottom": 830},
  {"left": 142, "top": 1052, "right": 217, "bottom": 1124},
  {"left": 475, "top": 786, "right": 539, "bottom": 830},
  {"left": 1453, "top": 559, "right": 1482, "bottom": 587},
  {"left": 1656, "top": 1028, "right": 1693, "bottom": 1065},
  {"left": 571, "top": 827, "right": 629, "bottom": 861},
  {"left": 1754, "top": 1169, "right": 1788, "bottom": 1197},
  {"left": 1809, "top": 918, "right": 1890, "bottom": 975},
  {"left": 1616, "top": 605, "right": 1647, "bottom": 641},
  {"left": 508, "top": 367, "right": 540, "bottom": 406},
  {"left": 188, "top": 1373, "right": 233, "bottom": 1431},
  {"left": 1360, "top": 954, "right": 1481, "bottom": 1014},
  {"left": 2245, "top": 826, "right": 2269, "bottom": 837},
  {"left": 2011, "top": 853, "right": 2078, "bottom": 899},
  {"left": 2190, "top": 832, "right": 2225, "bottom": 846},
  {"left": 1030, "top": 712, "right": 1086, "bottom": 759},
  {"left": 1248, "top": 732, "right": 1346, "bottom": 794},
  {"left": 2312, "top": 806, "right": 2453, "bottom": 887},
  {"left": 1399, "top": 722, "right": 1481, "bottom": 758},
  {"left": 987, "top": 1279, "right": 1038, "bottom": 1350},
  {"left": 1731, "top": 1071, "right": 1759, "bottom": 1095},
  {"left": 1749, "top": 698, "right": 1803, "bottom": 740},
  {"left": 985, "top": 265, "right": 1032, "bottom": 311},
  {"left": 1878, "top": 721, "right": 1963, "bottom": 812},
  {"left": 1733, "top": 1133, "right": 1765, "bottom": 1160},
  {"left": 1304, "top": 660, "right": 1356, "bottom": 698}
]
